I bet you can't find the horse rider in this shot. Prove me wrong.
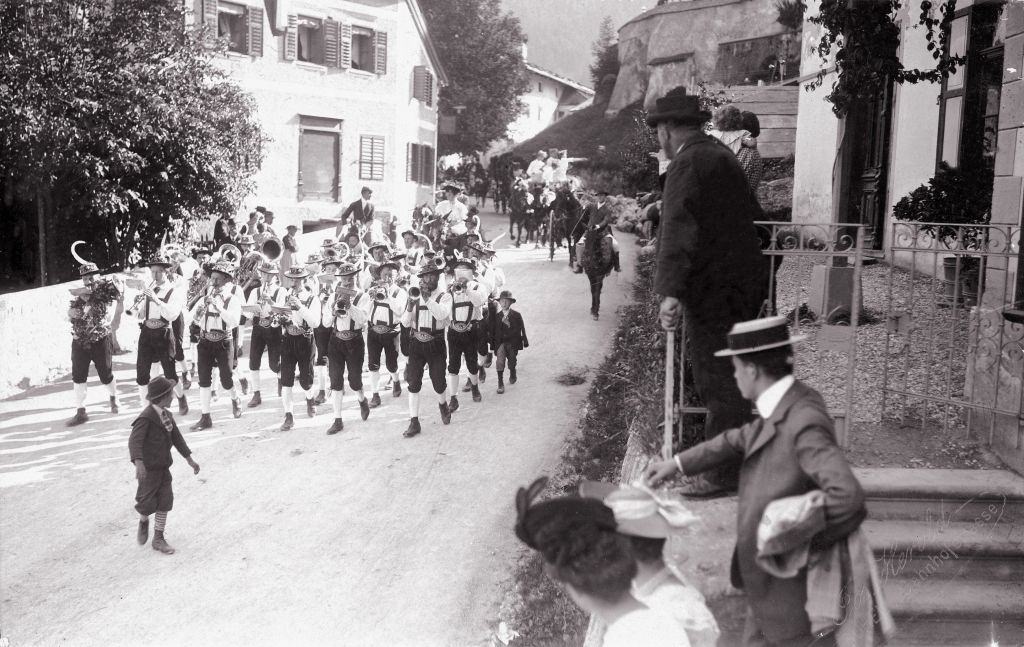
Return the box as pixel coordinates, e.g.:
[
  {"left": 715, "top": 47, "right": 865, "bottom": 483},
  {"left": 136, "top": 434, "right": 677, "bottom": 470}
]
[
  {"left": 244, "top": 260, "right": 286, "bottom": 408},
  {"left": 278, "top": 266, "right": 322, "bottom": 431},
  {"left": 322, "top": 261, "right": 372, "bottom": 435},
  {"left": 133, "top": 252, "right": 188, "bottom": 415},
  {"left": 189, "top": 261, "right": 243, "bottom": 430},
  {"left": 583, "top": 190, "right": 622, "bottom": 273},
  {"left": 366, "top": 257, "right": 407, "bottom": 409},
  {"left": 526, "top": 150, "right": 548, "bottom": 185},
  {"left": 445, "top": 257, "right": 489, "bottom": 412},
  {"left": 401, "top": 264, "right": 454, "bottom": 438},
  {"left": 67, "top": 258, "right": 122, "bottom": 426}
]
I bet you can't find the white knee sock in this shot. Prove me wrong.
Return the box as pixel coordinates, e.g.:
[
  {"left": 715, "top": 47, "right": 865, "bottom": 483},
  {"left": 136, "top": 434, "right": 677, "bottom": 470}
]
[
  {"left": 370, "top": 370, "right": 380, "bottom": 394},
  {"left": 199, "top": 387, "right": 212, "bottom": 414},
  {"left": 447, "top": 374, "right": 459, "bottom": 398},
  {"left": 252, "top": 369, "right": 262, "bottom": 394},
  {"left": 332, "top": 389, "right": 344, "bottom": 418},
  {"left": 106, "top": 380, "right": 119, "bottom": 402},
  {"left": 470, "top": 374, "right": 479, "bottom": 386},
  {"left": 390, "top": 371, "right": 400, "bottom": 386},
  {"left": 74, "top": 383, "right": 87, "bottom": 408},
  {"left": 303, "top": 387, "right": 314, "bottom": 401},
  {"left": 176, "top": 360, "right": 187, "bottom": 375},
  {"left": 173, "top": 381, "right": 184, "bottom": 398},
  {"left": 408, "top": 391, "right": 420, "bottom": 418},
  {"left": 229, "top": 387, "right": 238, "bottom": 402},
  {"left": 317, "top": 366, "right": 327, "bottom": 390},
  {"left": 282, "top": 386, "right": 294, "bottom": 414},
  {"left": 356, "top": 388, "right": 366, "bottom": 402},
  {"left": 437, "top": 390, "right": 448, "bottom": 405},
  {"left": 137, "top": 385, "right": 148, "bottom": 408}
]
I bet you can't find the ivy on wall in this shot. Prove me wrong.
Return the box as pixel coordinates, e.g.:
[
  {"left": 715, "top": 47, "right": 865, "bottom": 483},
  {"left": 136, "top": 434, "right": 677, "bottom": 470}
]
[{"left": 806, "top": 0, "right": 965, "bottom": 116}]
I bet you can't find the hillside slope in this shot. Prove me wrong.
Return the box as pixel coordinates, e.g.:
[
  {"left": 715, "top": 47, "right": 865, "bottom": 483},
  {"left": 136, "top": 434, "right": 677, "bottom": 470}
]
[{"left": 511, "top": 100, "right": 644, "bottom": 161}]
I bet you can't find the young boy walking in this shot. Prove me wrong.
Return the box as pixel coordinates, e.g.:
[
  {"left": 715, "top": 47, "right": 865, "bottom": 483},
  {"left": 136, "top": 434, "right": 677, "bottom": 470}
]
[
  {"left": 491, "top": 290, "right": 528, "bottom": 394},
  {"left": 129, "top": 376, "right": 200, "bottom": 555}
]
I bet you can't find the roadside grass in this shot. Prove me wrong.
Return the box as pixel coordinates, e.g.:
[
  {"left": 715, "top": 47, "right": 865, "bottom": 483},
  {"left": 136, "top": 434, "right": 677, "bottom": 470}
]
[{"left": 492, "top": 255, "right": 664, "bottom": 646}]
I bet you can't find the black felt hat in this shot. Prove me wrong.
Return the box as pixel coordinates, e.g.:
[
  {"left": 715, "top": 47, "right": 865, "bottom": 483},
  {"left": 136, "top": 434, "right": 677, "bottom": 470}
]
[{"left": 645, "top": 86, "right": 711, "bottom": 128}]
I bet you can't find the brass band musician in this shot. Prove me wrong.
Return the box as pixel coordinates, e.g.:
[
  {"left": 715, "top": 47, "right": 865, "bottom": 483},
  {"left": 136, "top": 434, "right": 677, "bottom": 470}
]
[
  {"left": 400, "top": 265, "right": 453, "bottom": 438},
  {"left": 366, "top": 258, "right": 408, "bottom": 409},
  {"left": 133, "top": 253, "right": 188, "bottom": 415},
  {"left": 66, "top": 256, "right": 122, "bottom": 426},
  {"left": 321, "top": 262, "right": 372, "bottom": 435},
  {"left": 189, "top": 261, "right": 243, "bottom": 430},
  {"left": 445, "top": 257, "right": 490, "bottom": 413},
  {"left": 277, "top": 266, "right": 322, "bottom": 431},
  {"left": 244, "top": 260, "right": 286, "bottom": 408}
]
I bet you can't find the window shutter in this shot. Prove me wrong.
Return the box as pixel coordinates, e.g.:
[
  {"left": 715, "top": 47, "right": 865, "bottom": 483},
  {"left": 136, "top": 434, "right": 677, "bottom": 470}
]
[
  {"left": 373, "top": 30, "right": 387, "bottom": 75},
  {"left": 424, "top": 146, "right": 436, "bottom": 186},
  {"left": 246, "top": 6, "right": 264, "bottom": 57},
  {"left": 339, "top": 23, "right": 353, "bottom": 69},
  {"left": 425, "top": 70, "right": 434, "bottom": 107},
  {"left": 323, "top": 19, "right": 340, "bottom": 68},
  {"left": 413, "top": 66, "right": 426, "bottom": 101},
  {"left": 284, "top": 14, "right": 297, "bottom": 61},
  {"left": 406, "top": 143, "right": 413, "bottom": 182},
  {"left": 201, "top": 0, "right": 218, "bottom": 29},
  {"left": 410, "top": 143, "right": 422, "bottom": 184}
]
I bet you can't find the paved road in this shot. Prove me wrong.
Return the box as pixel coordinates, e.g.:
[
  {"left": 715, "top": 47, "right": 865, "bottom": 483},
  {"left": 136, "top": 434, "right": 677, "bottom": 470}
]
[{"left": 0, "top": 208, "right": 636, "bottom": 647}]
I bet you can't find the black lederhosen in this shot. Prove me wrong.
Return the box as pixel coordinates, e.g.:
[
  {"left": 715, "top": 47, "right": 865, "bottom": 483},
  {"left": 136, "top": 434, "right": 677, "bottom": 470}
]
[
  {"left": 232, "top": 326, "right": 242, "bottom": 366},
  {"left": 197, "top": 336, "right": 234, "bottom": 390},
  {"left": 367, "top": 327, "right": 400, "bottom": 373},
  {"left": 248, "top": 318, "right": 282, "bottom": 373},
  {"left": 314, "top": 325, "right": 331, "bottom": 366},
  {"left": 280, "top": 331, "right": 315, "bottom": 390},
  {"left": 400, "top": 325, "right": 410, "bottom": 357},
  {"left": 447, "top": 325, "right": 480, "bottom": 375},
  {"left": 171, "top": 314, "right": 185, "bottom": 362},
  {"left": 406, "top": 334, "right": 447, "bottom": 394},
  {"left": 478, "top": 300, "right": 497, "bottom": 356},
  {"left": 137, "top": 324, "right": 177, "bottom": 386},
  {"left": 328, "top": 331, "right": 365, "bottom": 392},
  {"left": 71, "top": 335, "right": 114, "bottom": 385},
  {"left": 135, "top": 467, "right": 173, "bottom": 516}
]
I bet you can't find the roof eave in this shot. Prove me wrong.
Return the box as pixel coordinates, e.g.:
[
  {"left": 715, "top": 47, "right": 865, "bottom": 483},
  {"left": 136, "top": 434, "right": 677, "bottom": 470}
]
[
  {"left": 525, "top": 63, "right": 594, "bottom": 95},
  {"left": 405, "top": 0, "right": 450, "bottom": 86}
]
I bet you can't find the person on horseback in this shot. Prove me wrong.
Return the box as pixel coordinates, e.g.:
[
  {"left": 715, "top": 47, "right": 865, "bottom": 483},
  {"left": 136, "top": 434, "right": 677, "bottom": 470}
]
[
  {"left": 579, "top": 190, "right": 621, "bottom": 321},
  {"left": 584, "top": 190, "right": 622, "bottom": 273}
]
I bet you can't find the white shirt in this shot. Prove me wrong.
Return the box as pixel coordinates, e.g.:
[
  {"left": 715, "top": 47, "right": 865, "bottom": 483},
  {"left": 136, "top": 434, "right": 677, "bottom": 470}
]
[
  {"left": 602, "top": 607, "right": 691, "bottom": 647},
  {"left": 632, "top": 568, "right": 720, "bottom": 647},
  {"left": 136, "top": 279, "right": 185, "bottom": 322},
  {"left": 526, "top": 158, "right": 547, "bottom": 183},
  {"left": 756, "top": 375, "right": 795, "bottom": 419}
]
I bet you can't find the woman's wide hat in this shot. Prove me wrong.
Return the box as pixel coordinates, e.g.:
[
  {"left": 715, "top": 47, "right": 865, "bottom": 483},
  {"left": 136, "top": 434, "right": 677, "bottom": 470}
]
[
  {"left": 645, "top": 86, "right": 711, "bottom": 128},
  {"left": 714, "top": 316, "right": 807, "bottom": 357},
  {"left": 579, "top": 480, "right": 698, "bottom": 538}
]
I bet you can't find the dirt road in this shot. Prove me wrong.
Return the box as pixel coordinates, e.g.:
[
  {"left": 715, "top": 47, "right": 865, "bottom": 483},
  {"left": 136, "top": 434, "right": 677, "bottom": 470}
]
[{"left": 0, "top": 209, "right": 637, "bottom": 647}]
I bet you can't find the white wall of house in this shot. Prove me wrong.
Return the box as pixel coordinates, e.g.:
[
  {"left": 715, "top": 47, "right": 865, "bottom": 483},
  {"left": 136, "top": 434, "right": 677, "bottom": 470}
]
[{"left": 506, "top": 69, "right": 568, "bottom": 143}]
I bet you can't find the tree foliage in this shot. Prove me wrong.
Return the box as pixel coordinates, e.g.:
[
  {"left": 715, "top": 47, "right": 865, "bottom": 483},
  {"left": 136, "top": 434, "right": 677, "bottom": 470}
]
[
  {"left": 0, "top": 0, "right": 265, "bottom": 283},
  {"left": 589, "top": 15, "right": 620, "bottom": 91},
  {"left": 419, "top": 0, "right": 529, "bottom": 155}
]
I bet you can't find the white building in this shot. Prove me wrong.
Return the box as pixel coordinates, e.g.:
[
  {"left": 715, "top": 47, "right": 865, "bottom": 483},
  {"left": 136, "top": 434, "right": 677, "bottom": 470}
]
[
  {"left": 506, "top": 62, "right": 595, "bottom": 143},
  {"left": 191, "top": 0, "right": 448, "bottom": 232}
]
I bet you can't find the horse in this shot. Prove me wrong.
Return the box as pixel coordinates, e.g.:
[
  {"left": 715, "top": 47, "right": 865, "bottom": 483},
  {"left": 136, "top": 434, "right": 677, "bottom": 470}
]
[
  {"left": 509, "top": 182, "right": 532, "bottom": 247},
  {"left": 549, "top": 185, "right": 582, "bottom": 262},
  {"left": 579, "top": 224, "right": 616, "bottom": 320}
]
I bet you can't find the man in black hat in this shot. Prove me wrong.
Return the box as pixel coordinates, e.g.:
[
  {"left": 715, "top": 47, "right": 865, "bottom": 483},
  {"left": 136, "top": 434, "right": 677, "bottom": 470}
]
[
  {"left": 321, "top": 261, "right": 372, "bottom": 434},
  {"left": 646, "top": 86, "right": 769, "bottom": 498},
  {"left": 129, "top": 375, "right": 201, "bottom": 555},
  {"left": 339, "top": 187, "right": 375, "bottom": 234},
  {"left": 400, "top": 265, "right": 453, "bottom": 437},
  {"left": 244, "top": 260, "right": 286, "bottom": 408},
  {"left": 644, "top": 316, "right": 865, "bottom": 646},
  {"left": 133, "top": 253, "right": 189, "bottom": 416},
  {"left": 491, "top": 290, "right": 528, "bottom": 394}
]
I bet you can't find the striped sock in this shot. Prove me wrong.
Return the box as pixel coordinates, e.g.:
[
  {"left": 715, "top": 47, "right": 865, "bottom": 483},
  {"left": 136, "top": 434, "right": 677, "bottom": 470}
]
[{"left": 154, "top": 511, "right": 167, "bottom": 533}]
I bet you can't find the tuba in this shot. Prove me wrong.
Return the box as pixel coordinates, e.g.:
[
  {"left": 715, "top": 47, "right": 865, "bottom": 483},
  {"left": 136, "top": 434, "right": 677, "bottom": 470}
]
[
  {"left": 216, "top": 243, "right": 242, "bottom": 266},
  {"left": 261, "top": 234, "right": 282, "bottom": 261}
]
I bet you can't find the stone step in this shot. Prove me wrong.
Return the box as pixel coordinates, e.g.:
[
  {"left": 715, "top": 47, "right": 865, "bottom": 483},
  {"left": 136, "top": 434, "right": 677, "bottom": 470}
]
[
  {"left": 885, "top": 578, "right": 1024, "bottom": 620},
  {"left": 884, "top": 617, "right": 1024, "bottom": 646},
  {"left": 864, "top": 519, "right": 1024, "bottom": 582},
  {"left": 855, "top": 467, "right": 1024, "bottom": 523}
]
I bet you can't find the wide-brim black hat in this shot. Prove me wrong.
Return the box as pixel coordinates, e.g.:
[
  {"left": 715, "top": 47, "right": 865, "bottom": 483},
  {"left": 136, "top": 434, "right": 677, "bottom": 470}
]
[
  {"left": 146, "top": 376, "right": 176, "bottom": 402},
  {"left": 645, "top": 87, "right": 711, "bottom": 128},
  {"left": 497, "top": 289, "right": 516, "bottom": 303},
  {"left": 417, "top": 265, "right": 443, "bottom": 278},
  {"left": 714, "top": 316, "right": 807, "bottom": 357}
]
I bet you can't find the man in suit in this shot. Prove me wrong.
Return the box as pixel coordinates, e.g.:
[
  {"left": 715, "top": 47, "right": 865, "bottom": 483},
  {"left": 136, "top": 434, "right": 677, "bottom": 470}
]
[
  {"left": 491, "top": 290, "right": 528, "bottom": 394},
  {"left": 648, "top": 86, "right": 769, "bottom": 497},
  {"left": 338, "top": 187, "right": 375, "bottom": 236},
  {"left": 644, "top": 316, "right": 865, "bottom": 647},
  {"left": 213, "top": 214, "right": 233, "bottom": 249}
]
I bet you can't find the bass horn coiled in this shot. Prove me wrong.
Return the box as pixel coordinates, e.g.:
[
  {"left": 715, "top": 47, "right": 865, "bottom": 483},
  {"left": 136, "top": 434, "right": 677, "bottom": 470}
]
[
  {"left": 261, "top": 234, "right": 283, "bottom": 261},
  {"left": 217, "top": 243, "right": 242, "bottom": 266}
]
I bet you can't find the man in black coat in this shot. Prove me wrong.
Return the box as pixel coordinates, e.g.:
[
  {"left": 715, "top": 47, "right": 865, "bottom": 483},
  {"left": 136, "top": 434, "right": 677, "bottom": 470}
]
[
  {"left": 340, "top": 186, "right": 375, "bottom": 228},
  {"left": 648, "top": 86, "right": 769, "bottom": 498},
  {"left": 491, "top": 290, "right": 528, "bottom": 394}
]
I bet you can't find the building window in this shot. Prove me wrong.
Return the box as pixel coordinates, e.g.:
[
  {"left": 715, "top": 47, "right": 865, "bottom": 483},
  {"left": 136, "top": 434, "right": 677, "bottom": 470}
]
[
  {"left": 351, "top": 27, "right": 373, "bottom": 71},
  {"left": 936, "top": 4, "right": 1004, "bottom": 171},
  {"left": 217, "top": 2, "right": 246, "bottom": 53},
  {"left": 538, "top": 82, "right": 542, "bottom": 92},
  {"left": 298, "top": 116, "right": 341, "bottom": 202},
  {"left": 359, "top": 135, "right": 385, "bottom": 181},
  {"left": 296, "top": 16, "right": 324, "bottom": 64},
  {"left": 407, "top": 143, "right": 436, "bottom": 185}
]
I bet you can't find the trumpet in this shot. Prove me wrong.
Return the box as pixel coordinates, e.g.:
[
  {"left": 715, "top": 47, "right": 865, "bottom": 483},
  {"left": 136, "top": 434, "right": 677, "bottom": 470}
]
[
  {"left": 126, "top": 282, "right": 156, "bottom": 316},
  {"left": 371, "top": 286, "right": 388, "bottom": 301},
  {"left": 408, "top": 285, "right": 422, "bottom": 300},
  {"left": 334, "top": 297, "right": 350, "bottom": 316},
  {"left": 429, "top": 256, "right": 446, "bottom": 271}
]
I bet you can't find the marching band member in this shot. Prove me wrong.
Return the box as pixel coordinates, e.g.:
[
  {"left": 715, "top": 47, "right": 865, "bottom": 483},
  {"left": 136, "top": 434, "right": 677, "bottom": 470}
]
[
  {"left": 189, "top": 262, "right": 243, "bottom": 430},
  {"left": 322, "top": 262, "right": 372, "bottom": 435},
  {"left": 304, "top": 251, "right": 330, "bottom": 405},
  {"left": 132, "top": 253, "right": 188, "bottom": 415},
  {"left": 66, "top": 258, "right": 122, "bottom": 426},
  {"left": 277, "top": 266, "right": 322, "bottom": 431},
  {"left": 183, "top": 246, "right": 213, "bottom": 387},
  {"left": 446, "top": 257, "right": 489, "bottom": 411},
  {"left": 361, "top": 241, "right": 390, "bottom": 290},
  {"left": 400, "top": 228, "right": 423, "bottom": 270},
  {"left": 400, "top": 265, "right": 453, "bottom": 438},
  {"left": 365, "top": 258, "right": 407, "bottom": 408},
  {"left": 163, "top": 247, "right": 193, "bottom": 392},
  {"left": 244, "top": 260, "right": 286, "bottom": 408}
]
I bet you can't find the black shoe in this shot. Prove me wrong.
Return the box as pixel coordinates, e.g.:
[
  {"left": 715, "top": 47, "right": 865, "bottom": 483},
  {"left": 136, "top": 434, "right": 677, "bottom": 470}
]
[
  {"left": 497, "top": 384, "right": 505, "bottom": 394},
  {"left": 306, "top": 398, "right": 317, "bottom": 418},
  {"left": 152, "top": 531, "right": 175, "bottom": 555},
  {"left": 314, "top": 389, "right": 327, "bottom": 405},
  {"left": 109, "top": 396, "right": 120, "bottom": 414},
  {"left": 239, "top": 378, "right": 249, "bottom": 395},
  {"left": 439, "top": 402, "right": 452, "bottom": 425},
  {"left": 248, "top": 391, "right": 262, "bottom": 408},
  {"left": 178, "top": 395, "right": 189, "bottom": 416},
  {"left": 326, "top": 418, "right": 345, "bottom": 435},
  {"left": 510, "top": 369, "right": 517, "bottom": 385},
  {"left": 462, "top": 378, "right": 472, "bottom": 393},
  {"left": 369, "top": 392, "right": 382, "bottom": 408},
  {"left": 280, "top": 412, "right": 294, "bottom": 432},
  {"left": 66, "top": 407, "right": 88, "bottom": 427},
  {"left": 392, "top": 381, "right": 402, "bottom": 398},
  {"left": 471, "top": 384, "right": 482, "bottom": 403},
  {"left": 137, "top": 518, "right": 149, "bottom": 545},
  {"left": 449, "top": 396, "right": 460, "bottom": 414},
  {"left": 484, "top": 353, "right": 493, "bottom": 368},
  {"left": 190, "top": 413, "right": 212, "bottom": 431},
  {"left": 404, "top": 417, "right": 421, "bottom": 438},
  {"left": 181, "top": 372, "right": 191, "bottom": 390},
  {"left": 231, "top": 398, "right": 242, "bottom": 419},
  {"left": 591, "top": 311, "right": 599, "bottom": 321},
  {"left": 359, "top": 398, "right": 370, "bottom": 421}
]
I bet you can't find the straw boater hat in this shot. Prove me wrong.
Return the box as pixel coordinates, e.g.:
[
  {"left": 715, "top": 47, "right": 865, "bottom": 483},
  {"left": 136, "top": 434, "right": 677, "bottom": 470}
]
[
  {"left": 237, "top": 234, "right": 256, "bottom": 246},
  {"left": 257, "top": 260, "right": 279, "bottom": 275},
  {"left": 146, "top": 376, "right": 176, "bottom": 402},
  {"left": 146, "top": 252, "right": 172, "bottom": 268},
  {"left": 579, "top": 480, "right": 698, "bottom": 538},
  {"left": 305, "top": 252, "right": 324, "bottom": 265},
  {"left": 713, "top": 316, "right": 807, "bottom": 357},
  {"left": 210, "top": 261, "right": 235, "bottom": 277},
  {"left": 645, "top": 86, "right": 711, "bottom": 128},
  {"left": 417, "top": 264, "right": 443, "bottom": 278},
  {"left": 321, "top": 237, "right": 338, "bottom": 248},
  {"left": 497, "top": 289, "right": 516, "bottom": 304},
  {"left": 335, "top": 262, "right": 360, "bottom": 276},
  {"left": 79, "top": 262, "right": 100, "bottom": 277},
  {"left": 283, "top": 266, "right": 309, "bottom": 280}
]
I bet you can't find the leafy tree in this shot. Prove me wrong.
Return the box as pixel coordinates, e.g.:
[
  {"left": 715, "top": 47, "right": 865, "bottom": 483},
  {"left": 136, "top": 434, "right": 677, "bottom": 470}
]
[
  {"left": 589, "top": 16, "right": 620, "bottom": 91},
  {"left": 0, "top": 0, "right": 265, "bottom": 285},
  {"left": 419, "top": 0, "right": 529, "bottom": 155}
]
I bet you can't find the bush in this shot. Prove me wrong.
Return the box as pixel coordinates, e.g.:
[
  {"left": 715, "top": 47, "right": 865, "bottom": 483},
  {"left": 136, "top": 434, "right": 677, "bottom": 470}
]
[{"left": 892, "top": 162, "right": 994, "bottom": 247}]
